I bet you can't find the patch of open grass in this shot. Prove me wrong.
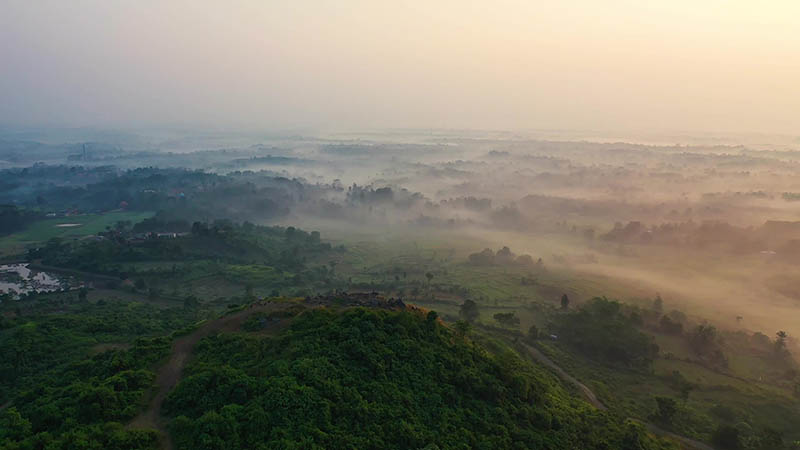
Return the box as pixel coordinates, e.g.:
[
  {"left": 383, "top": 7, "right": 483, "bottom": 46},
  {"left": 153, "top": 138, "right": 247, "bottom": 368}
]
[{"left": 0, "top": 211, "right": 154, "bottom": 255}]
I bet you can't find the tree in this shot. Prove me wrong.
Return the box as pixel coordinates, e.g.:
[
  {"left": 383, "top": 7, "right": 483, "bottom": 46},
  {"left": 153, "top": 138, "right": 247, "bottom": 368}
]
[
  {"left": 653, "top": 294, "right": 663, "bottom": 313},
  {"left": 659, "top": 315, "right": 683, "bottom": 335},
  {"left": 459, "top": 299, "right": 479, "bottom": 323},
  {"left": 668, "top": 309, "right": 687, "bottom": 323},
  {"left": 689, "top": 324, "right": 717, "bottom": 355},
  {"left": 184, "top": 295, "right": 199, "bottom": 309},
  {"left": 754, "top": 427, "right": 783, "bottom": 450},
  {"left": 528, "top": 325, "right": 539, "bottom": 341},
  {"left": 495, "top": 246, "right": 516, "bottom": 264},
  {"left": 552, "top": 297, "right": 658, "bottom": 367},
  {"left": 776, "top": 331, "right": 789, "bottom": 356},
  {"left": 468, "top": 248, "right": 495, "bottom": 265},
  {"left": 427, "top": 310, "right": 438, "bottom": 321},
  {"left": 191, "top": 221, "right": 209, "bottom": 236},
  {"left": 515, "top": 254, "right": 534, "bottom": 266},
  {"left": 651, "top": 396, "right": 677, "bottom": 425},
  {"left": 454, "top": 320, "right": 471, "bottom": 338},
  {"left": 493, "top": 312, "right": 520, "bottom": 328},
  {"left": 560, "top": 294, "right": 569, "bottom": 310},
  {"left": 669, "top": 370, "right": 693, "bottom": 401},
  {"left": 0, "top": 407, "right": 32, "bottom": 441},
  {"left": 712, "top": 424, "right": 742, "bottom": 450},
  {"left": 425, "top": 272, "right": 434, "bottom": 285}
]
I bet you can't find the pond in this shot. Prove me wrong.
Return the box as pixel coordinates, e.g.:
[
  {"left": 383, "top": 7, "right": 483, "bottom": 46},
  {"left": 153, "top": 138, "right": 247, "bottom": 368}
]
[{"left": 0, "top": 263, "right": 70, "bottom": 298}]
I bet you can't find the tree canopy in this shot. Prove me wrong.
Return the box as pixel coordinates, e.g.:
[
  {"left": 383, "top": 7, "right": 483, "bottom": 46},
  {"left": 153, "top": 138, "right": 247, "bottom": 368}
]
[{"left": 164, "top": 308, "right": 669, "bottom": 450}]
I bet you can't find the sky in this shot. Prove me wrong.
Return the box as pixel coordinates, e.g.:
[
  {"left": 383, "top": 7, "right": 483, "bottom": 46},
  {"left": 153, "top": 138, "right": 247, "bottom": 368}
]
[{"left": 1, "top": 0, "right": 799, "bottom": 134}]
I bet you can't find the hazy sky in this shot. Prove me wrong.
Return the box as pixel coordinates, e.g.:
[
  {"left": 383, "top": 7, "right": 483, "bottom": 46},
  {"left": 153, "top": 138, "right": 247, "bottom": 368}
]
[{"left": 1, "top": 1, "right": 799, "bottom": 133}]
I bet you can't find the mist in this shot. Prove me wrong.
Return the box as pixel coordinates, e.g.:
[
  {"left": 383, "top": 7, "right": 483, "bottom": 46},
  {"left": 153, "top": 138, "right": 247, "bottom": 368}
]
[{"left": 4, "top": 127, "right": 800, "bottom": 338}]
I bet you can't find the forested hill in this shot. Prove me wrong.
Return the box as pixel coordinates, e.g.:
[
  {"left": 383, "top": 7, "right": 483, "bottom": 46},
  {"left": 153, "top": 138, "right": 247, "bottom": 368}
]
[{"left": 163, "top": 307, "right": 674, "bottom": 450}]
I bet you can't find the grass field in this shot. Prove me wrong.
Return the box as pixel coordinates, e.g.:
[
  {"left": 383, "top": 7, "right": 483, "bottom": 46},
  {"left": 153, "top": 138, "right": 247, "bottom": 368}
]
[
  {"left": 327, "top": 228, "right": 649, "bottom": 339},
  {"left": 0, "top": 211, "right": 154, "bottom": 256}
]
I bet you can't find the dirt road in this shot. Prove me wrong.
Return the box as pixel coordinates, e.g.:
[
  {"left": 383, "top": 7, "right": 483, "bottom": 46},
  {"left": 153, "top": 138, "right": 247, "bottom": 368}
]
[
  {"left": 521, "top": 343, "right": 607, "bottom": 410},
  {"left": 520, "top": 343, "right": 714, "bottom": 450},
  {"left": 128, "top": 302, "right": 287, "bottom": 449}
]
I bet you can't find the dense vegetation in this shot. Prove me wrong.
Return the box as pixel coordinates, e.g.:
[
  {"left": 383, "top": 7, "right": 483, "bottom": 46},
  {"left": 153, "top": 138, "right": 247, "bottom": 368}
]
[
  {"left": 0, "top": 298, "right": 198, "bottom": 404},
  {"left": 24, "top": 221, "right": 339, "bottom": 299},
  {"left": 0, "top": 334, "right": 169, "bottom": 449},
  {"left": 0, "top": 206, "right": 42, "bottom": 236},
  {"left": 551, "top": 297, "right": 659, "bottom": 367},
  {"left": 0, "top": 166, "right": 317, "bottom": 224},
  {"left": 29, "top": 221, "right": 332, "bottom": 274},
  {"left": 163, "top": 308, "right": 672, "bottom": 450}
]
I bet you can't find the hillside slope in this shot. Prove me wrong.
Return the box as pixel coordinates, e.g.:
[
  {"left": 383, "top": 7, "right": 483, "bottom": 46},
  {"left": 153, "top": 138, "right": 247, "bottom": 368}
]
[{"left": 163, "top": 307, "right": 675, "bottom": 450}]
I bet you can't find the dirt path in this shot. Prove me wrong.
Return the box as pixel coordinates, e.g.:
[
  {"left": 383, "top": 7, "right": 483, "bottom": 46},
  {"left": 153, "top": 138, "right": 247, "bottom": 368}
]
[
  {"left": 128, "top": 302, "right": 287, "bottom": 449},
  {"left": 521, "top": 343, "right": 607, "bottom": 410},
  {"left": 520, "top": 343, "right": 714, "bottom": 450}
]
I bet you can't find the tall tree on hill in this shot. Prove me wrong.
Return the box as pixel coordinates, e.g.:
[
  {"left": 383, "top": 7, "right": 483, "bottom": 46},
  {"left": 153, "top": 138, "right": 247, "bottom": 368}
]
[
  {"left": 425, "top": 272, "right": 434, "bottom": 295},
  {"left": 775, "top": 330, "right": 789, "bottom": 358},
  {"left": 653, "top": 293, "right": 663, "bottom": 313},
  {"left": 459, "top": 299, "right": 479, "bottom": 323}
]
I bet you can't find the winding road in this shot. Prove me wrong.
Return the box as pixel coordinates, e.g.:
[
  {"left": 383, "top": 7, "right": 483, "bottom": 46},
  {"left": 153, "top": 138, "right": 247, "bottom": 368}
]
[
  {"left": 521, "top": 343, "right": 607, "bottom": 410},
  {"left": 519, "top": 343, "right": 714, "bottom": 450}
]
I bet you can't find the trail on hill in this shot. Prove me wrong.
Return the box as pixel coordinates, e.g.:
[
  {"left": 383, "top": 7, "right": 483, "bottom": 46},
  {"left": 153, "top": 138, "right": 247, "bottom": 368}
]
[
  {"left": 521, "top": 343, "right": 607, "bottom": 410},
  {"left": 128, "top": 302, "right": 287, "bottom": 449},
  {"left": 520, "top": 343, "right": 714, "bottom": 450}
]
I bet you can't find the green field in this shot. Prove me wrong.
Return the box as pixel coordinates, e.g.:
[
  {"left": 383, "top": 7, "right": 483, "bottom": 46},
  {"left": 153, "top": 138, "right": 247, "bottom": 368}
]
[{"left": 0, "top": 211, "right": 154, "bottom": 256}]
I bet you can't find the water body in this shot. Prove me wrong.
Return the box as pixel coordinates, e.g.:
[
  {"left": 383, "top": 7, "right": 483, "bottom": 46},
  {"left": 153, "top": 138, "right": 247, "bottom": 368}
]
[{"left": 0, "top": 263, "right": 68, "bottom": 297}]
